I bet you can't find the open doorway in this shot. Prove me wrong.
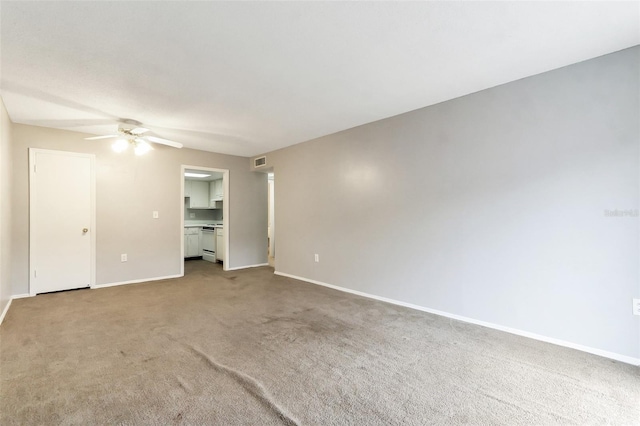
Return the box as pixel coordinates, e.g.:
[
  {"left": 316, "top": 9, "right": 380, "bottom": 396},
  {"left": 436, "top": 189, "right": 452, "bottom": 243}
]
[
  {"left": 180, "top": 165, "right": 230, "bottom": 276},
  {"left": 268, "top": 172, "right": 275, "bottom": 267}
]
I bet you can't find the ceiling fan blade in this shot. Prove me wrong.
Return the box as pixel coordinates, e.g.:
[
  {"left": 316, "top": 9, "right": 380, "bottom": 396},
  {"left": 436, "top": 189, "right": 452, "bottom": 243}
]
[
  {"left": 84, "top": 134, "right": 118, "bottom": 140},
  {"left": 146, "top": 135, "right": 183, "bottom": 149},
  {"left": 131, "top": 127, "right": 149, "bottom": 135}
]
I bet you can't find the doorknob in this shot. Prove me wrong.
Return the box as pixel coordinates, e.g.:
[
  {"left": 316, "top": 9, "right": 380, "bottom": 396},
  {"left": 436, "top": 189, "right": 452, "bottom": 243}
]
[{"left": 82, "top": 228, "right": 89, "bottom": 234}]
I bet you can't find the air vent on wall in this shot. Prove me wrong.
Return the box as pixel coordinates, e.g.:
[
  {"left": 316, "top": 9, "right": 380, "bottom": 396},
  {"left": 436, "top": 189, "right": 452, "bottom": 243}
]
[{"left": 254, "top": 156, "right": 266, "bottom": 168}]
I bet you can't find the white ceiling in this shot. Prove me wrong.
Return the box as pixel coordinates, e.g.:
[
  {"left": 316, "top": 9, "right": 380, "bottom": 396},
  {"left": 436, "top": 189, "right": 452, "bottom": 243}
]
[{"left": 1, "top": 1, "right": 638, "bottom": 157}]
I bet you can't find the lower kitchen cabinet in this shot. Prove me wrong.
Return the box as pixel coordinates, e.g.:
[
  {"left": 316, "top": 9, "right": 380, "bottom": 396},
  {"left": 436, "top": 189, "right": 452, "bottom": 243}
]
[
  {"left": 216, "top": 227, "right": 224, "bottom": 262},
  {"left": 184, "top": 227, "right": 201, "bottom": 258}
]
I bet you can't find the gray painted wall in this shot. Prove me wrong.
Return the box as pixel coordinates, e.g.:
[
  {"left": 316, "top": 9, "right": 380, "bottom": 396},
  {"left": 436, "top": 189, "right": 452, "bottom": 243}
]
[
  {"left": 0, "top": 98, "right": 13, "bottom": 314},
  {"left": 259, "top": 47, "right": 640, "bottom": 359},
  {"left": 11, "top": 124, "right": 267, "bottom": 293}
]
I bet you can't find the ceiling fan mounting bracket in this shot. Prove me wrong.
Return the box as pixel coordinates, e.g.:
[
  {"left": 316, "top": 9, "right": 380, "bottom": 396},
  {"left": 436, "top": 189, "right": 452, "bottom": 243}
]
[
  {"left": 119, "top": 118, "right": 143, "bottom": 127},
  {"left": 118, "top": 126, "right": 149, "bottom": 137}
]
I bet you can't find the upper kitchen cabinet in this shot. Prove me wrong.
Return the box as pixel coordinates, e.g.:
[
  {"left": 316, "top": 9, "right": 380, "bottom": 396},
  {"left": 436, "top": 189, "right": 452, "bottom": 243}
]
[
  {"left": 215, "top": 179, "right": 224, "bottom": 200},
  {"left": 184, "top": 171, "right": 223, "bottom": 209},
  {"left": 188, "top": 180, "right": 210, "bottom": 208},
  {"left": 209, "top": 179, "right": 223, "bottom": 207}
]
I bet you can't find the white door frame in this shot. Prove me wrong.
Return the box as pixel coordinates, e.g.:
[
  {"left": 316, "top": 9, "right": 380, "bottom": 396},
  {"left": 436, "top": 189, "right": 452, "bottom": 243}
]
[
  {"left": 180, "top": 165, "right": 230, "bottom": 274},
  {"left": 268, "top": 173, "right": 275, "bottom": 259},
  {"left": 29, "top": 148, "right": 96, "bottom": 296}
]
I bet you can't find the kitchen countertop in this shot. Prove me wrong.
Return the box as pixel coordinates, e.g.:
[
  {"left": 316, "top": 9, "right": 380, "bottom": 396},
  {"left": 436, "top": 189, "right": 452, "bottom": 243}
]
[{"left": 184, "top": 222, "right": 223, "bottom": 228}]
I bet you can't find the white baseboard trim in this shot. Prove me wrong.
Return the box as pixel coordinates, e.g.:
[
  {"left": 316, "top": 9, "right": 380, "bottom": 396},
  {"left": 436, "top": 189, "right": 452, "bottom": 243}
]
[
  {"left": 0, "top": 293, "right": 29, "bottom": 325},
  {"left": 12, "top": 293, "right": 32, "bottom": 299},
  {"left": 225, "top": 263, "right": 270, "bottom": 271},
  {"left": 274, "top": 271, "right": 640, "bottom": 366},
  {"left": 93, "top": 274, "right": 183, "bottom": 289},
  {"left": 0, "top": 298, "right": 12, "bottom": 325}
]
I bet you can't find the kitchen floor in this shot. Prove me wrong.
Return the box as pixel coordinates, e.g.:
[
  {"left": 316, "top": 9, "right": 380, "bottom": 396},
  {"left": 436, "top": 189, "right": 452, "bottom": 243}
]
[{"left": 184, "top": 258, "right": 223, "bottom": 274}]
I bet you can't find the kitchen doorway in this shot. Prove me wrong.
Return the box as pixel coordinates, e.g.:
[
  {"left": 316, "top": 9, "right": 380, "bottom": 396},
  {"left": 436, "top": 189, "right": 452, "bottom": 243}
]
[{"left": 180, "top": 165, "right": 230, "bottom": 276}]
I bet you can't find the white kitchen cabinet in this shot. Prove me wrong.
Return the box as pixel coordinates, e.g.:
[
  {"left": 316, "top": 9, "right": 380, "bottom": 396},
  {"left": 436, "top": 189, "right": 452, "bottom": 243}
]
[
  {"left": 209, "top": 180, "right": 215, "bottom": 202},
  {"left": 187, "top": 179, "right": 221, "bottom": 209},
  {"left": 216, "top": 227, "right": 224, "bottom": 262},
  {"left": 215, "top": 179, "right": 223, "bottom": 199},
  {"left": 208, "top": 179, "right": 223, "bottom": 208},
  {"left": 184, "top": 227, "right": 201, "bottom": 258},
  {"left": 209, "top": 179, "right": 223, "bottom": 207},
  {"left": 188, "top": 180, "right": 209, "bottom": 208},
  {"left": 208, "top": 181, "right": 217, "bottom": 207},
  {"left": 185, "top": 234, "right": 199, "bottom": 257}
]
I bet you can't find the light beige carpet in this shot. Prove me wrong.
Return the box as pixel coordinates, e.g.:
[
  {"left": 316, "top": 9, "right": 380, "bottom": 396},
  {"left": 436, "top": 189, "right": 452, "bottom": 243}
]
[{"left": 1, "top": 260, "right": 638, "bottom": 425}]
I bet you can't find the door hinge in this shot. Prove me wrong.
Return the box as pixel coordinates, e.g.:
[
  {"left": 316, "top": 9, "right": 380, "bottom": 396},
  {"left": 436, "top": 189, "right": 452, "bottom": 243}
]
[
  {"left": 33, "top": 164, "right": 37, "bottom": 173},
  {"left": 33, "top": 269, "right": 37, "bottom": 278}
]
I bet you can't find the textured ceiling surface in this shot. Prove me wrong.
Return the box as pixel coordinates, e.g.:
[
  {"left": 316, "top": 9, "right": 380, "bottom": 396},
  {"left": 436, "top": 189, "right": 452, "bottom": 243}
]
[{"left": 1, "top": 1, "right": 638, "bottom": 157}]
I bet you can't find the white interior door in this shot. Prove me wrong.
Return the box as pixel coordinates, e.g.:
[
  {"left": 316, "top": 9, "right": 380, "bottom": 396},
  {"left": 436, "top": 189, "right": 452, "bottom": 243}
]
[{"left": 30, "top": 149, "right": 95, "bottom": 295}]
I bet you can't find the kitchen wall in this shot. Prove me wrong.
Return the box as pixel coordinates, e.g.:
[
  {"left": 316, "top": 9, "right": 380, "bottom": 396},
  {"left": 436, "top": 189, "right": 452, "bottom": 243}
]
[
  {"left": 0, "top": 98, "right": 13, "bottom": 316},
  {"left": 184, "top": 199, "right": 223, "bottom": 222},
  {"left": 256, "top": 47, "right": 640, "bottom": 361},
  {"left": 11, "top": 124, "right": 267, "bottom": 293}
]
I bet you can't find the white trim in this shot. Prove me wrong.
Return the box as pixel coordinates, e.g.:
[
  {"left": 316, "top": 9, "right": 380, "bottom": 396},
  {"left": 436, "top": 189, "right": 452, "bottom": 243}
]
[
  {"left": 180, "top": 165, "right": 230, "bottom": 274},
  {"left": 92, "top": 274, "right": 183, "bottom": 289},
  {"left": 0, "top": 299, "right": 11, "bottom": 325},
  {"left": 223, "top": 171, "right": 230, "bottom": 271},
  {"left": 11, "top": 293, "right": 32, "bottom": 299},
  {"left": 29, "top": 149, "right": 96, "bottom": 296},
  {"left": 225, "top": 263, "right": 269, "bottom": 271},
  {"left": 0, "top": 293, "right": 35, "bottom": 326},
  {"left": 274, "top": 271, "right": 640, "bottom": 366}
]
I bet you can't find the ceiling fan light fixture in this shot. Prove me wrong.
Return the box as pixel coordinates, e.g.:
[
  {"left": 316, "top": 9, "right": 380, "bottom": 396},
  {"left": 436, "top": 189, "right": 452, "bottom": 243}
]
[
  {"left": 85, "top": 122, "right": 182, "bottom": 152},
  {"left": 112, "top": 138, "right": 129, "bottom": 153},
  {"left": 134, "top": 140, "right": 153, "bottom": 156}
]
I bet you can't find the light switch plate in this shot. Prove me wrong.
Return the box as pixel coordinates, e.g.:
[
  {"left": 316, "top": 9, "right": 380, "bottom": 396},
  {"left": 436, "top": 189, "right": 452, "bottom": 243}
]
[
  {"left": 633, "top": 298, "right": 640, "bottom": 316},
  {"left": 153, "top": 211, "right": 159, "bottom": 219}
]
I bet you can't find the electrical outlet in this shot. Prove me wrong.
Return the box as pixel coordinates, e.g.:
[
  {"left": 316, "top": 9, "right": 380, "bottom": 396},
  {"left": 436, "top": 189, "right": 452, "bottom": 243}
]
[
  {"left": 121, "top": 254, "right": 127, "bottom": 262},
  {"left": 633, "top": 298, "right": 640, "bottom": 316},
  {"left": 189, "top": 213, "right": 196, "bottom": 218},
  {"left": 153, "top": 211, "right": 159, "bottom": 219},
  {"left": 314, "top": 254, "right": 319, "bottom": 263}
]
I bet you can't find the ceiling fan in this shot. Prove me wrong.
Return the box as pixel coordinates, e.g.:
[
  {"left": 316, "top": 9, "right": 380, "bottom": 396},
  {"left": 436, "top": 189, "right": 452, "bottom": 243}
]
[{"left": 84, "top": 124, "right": 183, "bottom": 155}]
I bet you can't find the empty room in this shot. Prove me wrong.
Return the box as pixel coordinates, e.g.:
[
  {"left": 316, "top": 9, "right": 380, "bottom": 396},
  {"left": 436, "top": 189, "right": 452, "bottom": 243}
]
[{"left": 1, "top": 1, "right": 638, "bottom": 424}]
